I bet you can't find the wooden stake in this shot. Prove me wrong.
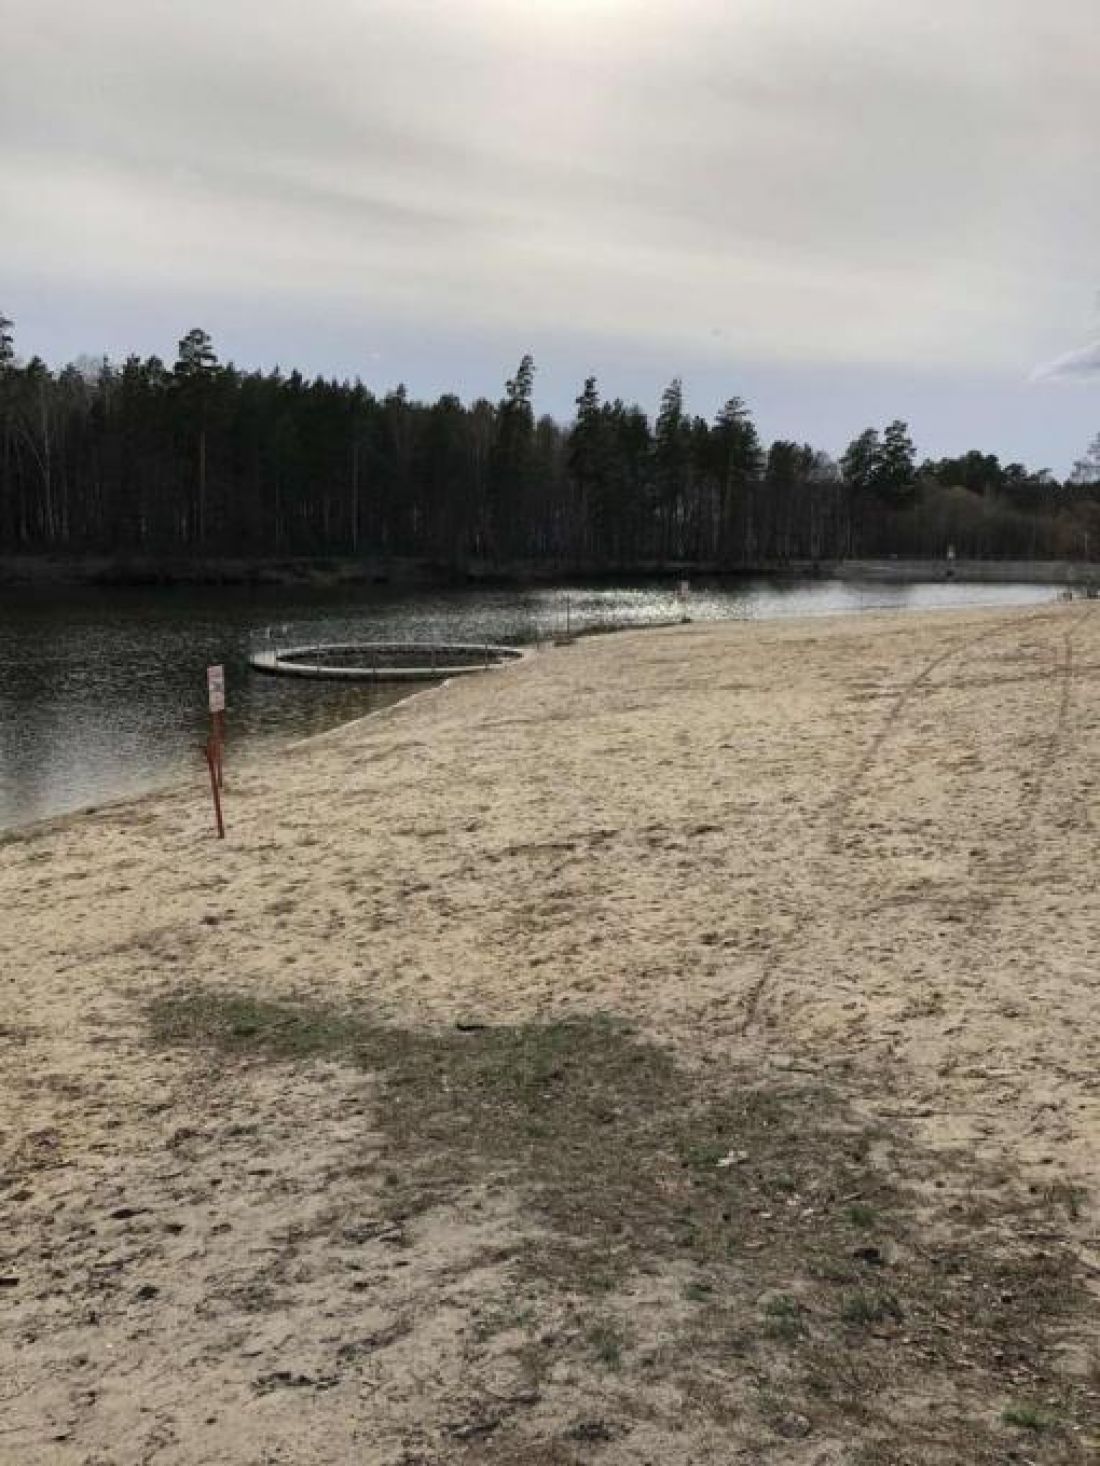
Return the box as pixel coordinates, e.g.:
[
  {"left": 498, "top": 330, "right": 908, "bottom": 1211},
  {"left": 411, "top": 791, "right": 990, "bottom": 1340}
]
[
  {"left": 212, "top": 708, "right": 225, "bottom": 788},
  {"left": 207, "top": 665, "right": 226, "bottom": 789},
  {"left": 205, "top": 737, "right": 226, "bottom": 839}
]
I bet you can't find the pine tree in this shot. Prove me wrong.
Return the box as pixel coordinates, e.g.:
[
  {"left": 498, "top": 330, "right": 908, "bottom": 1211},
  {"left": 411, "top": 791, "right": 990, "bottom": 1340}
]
[
  {"left": 654, "top": 379, "right": 688, "bottom": 559},
  {"left": 840, "top": 428, "right": 881, "bottom": 498},
  {"left": 488, "top": 355, "right": 536, "bottom": 560},
  {"left": 1070, "top": 433, "right": 1100, "bottom": 486},
  {"left": 711, "top": 397, "right": 763, "bottom": 562},
  {"left": 569, "top": 377, "right": 615, "bottom": 558},
  {"left": 875, "top": 420, "right": 917, "bottom": 507},
  {"left": 173, "top": 328, "right": 219, "bottom": 545}
]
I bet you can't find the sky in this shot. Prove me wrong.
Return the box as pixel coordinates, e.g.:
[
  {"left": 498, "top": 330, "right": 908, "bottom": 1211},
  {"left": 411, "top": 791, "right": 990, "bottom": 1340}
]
[{"left": 3, "top": 0, "right": 1098, "bottom": 473}]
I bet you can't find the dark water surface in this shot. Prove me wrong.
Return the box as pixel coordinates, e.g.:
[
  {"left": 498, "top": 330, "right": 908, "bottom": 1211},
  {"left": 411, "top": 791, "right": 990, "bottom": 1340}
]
[{"left": 0, "top": 577, "right": 1058, "bottom": 829}]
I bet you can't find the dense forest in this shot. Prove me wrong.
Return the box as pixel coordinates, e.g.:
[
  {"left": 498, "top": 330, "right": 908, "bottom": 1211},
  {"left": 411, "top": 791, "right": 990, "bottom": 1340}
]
[{"left": 2, "top": 317, "right": 1099, "bottom": 569}]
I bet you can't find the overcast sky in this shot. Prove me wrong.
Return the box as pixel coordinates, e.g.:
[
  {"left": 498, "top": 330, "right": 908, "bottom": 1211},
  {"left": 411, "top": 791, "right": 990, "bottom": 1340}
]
[{"left": 3, "top": 0, "right": 1098, "bottom": 470}]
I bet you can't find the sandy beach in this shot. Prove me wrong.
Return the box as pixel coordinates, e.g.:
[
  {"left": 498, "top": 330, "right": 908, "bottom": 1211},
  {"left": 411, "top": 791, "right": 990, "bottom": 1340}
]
[{"left": 2, "top": 604, "right": 1098, "bottom": 1463}]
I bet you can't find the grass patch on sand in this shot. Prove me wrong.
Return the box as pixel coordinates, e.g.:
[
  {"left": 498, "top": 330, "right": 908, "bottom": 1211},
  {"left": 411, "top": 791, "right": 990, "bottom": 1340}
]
[
  {"left": 1002, "top": 1402, "right": 1054, "bottom": 1432},
  {"left": 149, "top": 991, "right": 1096, "bottom": 1461}
]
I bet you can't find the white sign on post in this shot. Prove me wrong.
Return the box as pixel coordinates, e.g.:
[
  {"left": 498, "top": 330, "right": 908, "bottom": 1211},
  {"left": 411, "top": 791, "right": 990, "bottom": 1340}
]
[{"left": 207, "top": 664, "right": 226, "bottom": 714}]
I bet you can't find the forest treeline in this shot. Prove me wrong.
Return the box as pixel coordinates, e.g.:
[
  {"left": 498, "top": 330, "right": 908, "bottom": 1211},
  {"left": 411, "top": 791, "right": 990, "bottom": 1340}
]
[{"left": 2, "top": 318, "right": 1099, "bottom": 567}]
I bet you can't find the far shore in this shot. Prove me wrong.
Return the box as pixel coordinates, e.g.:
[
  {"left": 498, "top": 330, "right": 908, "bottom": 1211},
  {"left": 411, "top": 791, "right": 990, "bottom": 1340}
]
[
  {"left": 0, "top": 549, "right": 1094, "bottom": 590},
  {"left": 2, "top": 604, "right": 1098, "bottom": 1462}
]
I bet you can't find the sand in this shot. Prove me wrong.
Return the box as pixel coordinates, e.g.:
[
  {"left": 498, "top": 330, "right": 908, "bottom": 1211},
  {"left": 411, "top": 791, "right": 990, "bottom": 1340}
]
[{"left": 2, "top": 603, "right": 1098, "bottom": 1463}]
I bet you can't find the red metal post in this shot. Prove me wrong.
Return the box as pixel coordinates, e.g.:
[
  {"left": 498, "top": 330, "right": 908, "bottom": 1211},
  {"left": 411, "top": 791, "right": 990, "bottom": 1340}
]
[
  {"left": 212, "top": 708, "right": 225, "bottom": 788},
  {"left": 205, "top": 737, "right": 226, "bottom": 839}
]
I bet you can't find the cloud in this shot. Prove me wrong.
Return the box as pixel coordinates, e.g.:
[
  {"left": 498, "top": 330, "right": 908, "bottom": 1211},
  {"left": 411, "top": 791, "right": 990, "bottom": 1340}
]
[
  {"left": 1031, "top": 340, "right": 1100, "bottom": 382},
  {"left": 2, "top": 0, "right": 1099, "bottom": 382}
]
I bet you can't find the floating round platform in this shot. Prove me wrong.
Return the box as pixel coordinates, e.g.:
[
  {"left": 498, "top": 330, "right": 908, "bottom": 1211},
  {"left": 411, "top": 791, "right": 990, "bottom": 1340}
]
[{"left": 249, "top": 641, "right": 527, "bottom": 682}]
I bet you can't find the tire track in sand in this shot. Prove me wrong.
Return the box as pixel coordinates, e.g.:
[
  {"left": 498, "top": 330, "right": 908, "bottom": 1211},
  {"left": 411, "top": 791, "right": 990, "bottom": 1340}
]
[
  {"left": 737, "top": 607, "right": 1080, "bottom": 1032},
  {"left": 958, "top": 609, "right": 1089, "bottom": 935},
  {"left": 823, "top": 611, "right": 1067, "bottom": 855}
]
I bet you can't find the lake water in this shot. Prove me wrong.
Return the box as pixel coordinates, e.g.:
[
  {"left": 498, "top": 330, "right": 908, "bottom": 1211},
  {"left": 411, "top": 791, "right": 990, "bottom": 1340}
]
[{"left": 0, "top": 576, "right": 1059, "bottom": 829}]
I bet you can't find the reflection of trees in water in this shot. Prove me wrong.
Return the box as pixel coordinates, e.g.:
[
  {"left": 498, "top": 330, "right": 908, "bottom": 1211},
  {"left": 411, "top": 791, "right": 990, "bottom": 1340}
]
[{"left": 0, "top": 605, "right": 76, "bottom": 823}]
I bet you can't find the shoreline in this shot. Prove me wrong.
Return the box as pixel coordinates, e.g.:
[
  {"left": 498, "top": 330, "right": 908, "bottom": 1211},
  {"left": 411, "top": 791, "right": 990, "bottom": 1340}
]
[
  {"left": 3, "top": 602, "right": 1098, "bottom": 1460},
  {"left": 0, "top": 595, "right": 1067, "bottom": 844},
  {"left": 0, "top": 550, "right": 1093, "bottom": 590}
]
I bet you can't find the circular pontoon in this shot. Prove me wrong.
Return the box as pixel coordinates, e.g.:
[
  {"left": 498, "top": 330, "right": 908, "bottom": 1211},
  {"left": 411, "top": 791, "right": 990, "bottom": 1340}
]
[{"left": 249, "top": 641, "right": 527, "bottom": 682}]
